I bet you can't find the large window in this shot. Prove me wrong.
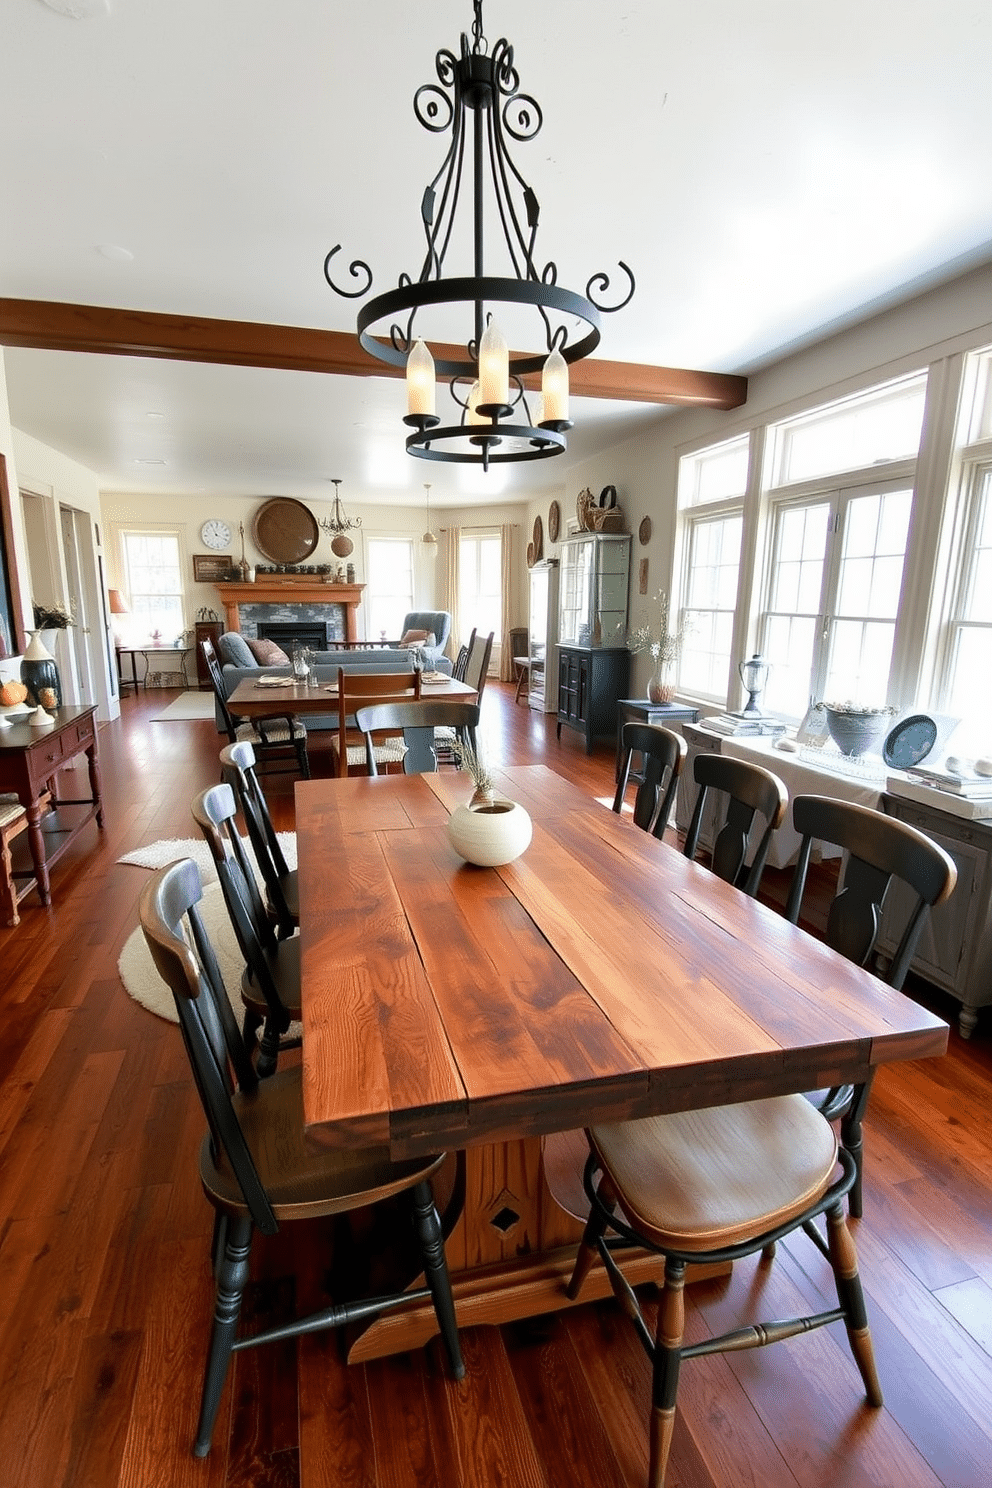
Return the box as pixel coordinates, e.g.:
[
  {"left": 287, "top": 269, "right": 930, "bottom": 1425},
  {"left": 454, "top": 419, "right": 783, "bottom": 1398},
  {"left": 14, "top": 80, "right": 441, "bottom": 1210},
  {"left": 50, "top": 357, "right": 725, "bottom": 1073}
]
[
  {"left": 760, "top": 484, "right": 912, "bottom": 716},
  {"left": 365, "top": 538, "right": 415, "bottom": 639},
  {"left": 676, "top": 435, "right": 749, "bottom": 700},
  {"left": 121, "top": 531, "right": 185, "bottom": 644},
  {"left": 459, "top": 532, "right": 502, "bottom": 649},
  {"left": 940, "top": 459, "right": 992, "bottom": 746}
]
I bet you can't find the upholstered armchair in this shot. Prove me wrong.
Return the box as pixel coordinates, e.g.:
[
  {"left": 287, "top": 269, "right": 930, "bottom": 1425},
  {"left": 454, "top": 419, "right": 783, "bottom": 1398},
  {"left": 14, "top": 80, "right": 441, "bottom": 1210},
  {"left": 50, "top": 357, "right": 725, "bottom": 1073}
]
[{"left": 398, "top": 611, "right": 451, "bottom": 667}]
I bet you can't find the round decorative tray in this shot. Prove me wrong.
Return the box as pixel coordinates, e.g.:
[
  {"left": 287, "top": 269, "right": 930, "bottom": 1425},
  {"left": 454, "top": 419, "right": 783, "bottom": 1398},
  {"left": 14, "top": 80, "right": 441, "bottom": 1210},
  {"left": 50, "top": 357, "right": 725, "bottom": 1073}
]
[{"left": 252, "top": 497, "right": 320, "bottom": 564}]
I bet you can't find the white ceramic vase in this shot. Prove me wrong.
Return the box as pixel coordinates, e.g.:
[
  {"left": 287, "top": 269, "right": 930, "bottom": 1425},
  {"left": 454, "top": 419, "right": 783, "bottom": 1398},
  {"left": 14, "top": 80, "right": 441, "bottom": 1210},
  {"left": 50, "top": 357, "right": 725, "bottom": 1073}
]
[{"left": 446, "top": 798, "right": 533, "bottom": 867}]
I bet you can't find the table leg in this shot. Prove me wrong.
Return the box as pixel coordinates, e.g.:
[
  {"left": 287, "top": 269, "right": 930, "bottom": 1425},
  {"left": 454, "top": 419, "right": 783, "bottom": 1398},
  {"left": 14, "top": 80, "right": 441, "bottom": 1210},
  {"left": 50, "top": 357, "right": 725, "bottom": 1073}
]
[
  {"left": 87, "top": 744, "right": 105, "bottom": 829},
  {"left": 346, "top": 1133, "right": 727, "bottom": 1363},
  {"left": 25, "top": 796, "right": 51, "bottom": 905}
]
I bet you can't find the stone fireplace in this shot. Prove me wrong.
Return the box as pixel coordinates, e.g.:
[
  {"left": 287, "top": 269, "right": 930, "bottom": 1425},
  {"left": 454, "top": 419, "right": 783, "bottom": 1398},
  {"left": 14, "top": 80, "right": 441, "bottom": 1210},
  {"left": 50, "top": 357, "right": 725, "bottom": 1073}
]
[{"left": 213, "top": 579, "right": 365, "bottom": 642}]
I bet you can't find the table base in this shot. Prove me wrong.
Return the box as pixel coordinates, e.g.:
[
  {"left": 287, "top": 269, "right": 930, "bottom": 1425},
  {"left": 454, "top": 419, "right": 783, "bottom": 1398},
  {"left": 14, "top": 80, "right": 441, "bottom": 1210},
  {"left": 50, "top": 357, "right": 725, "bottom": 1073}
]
[{"left": 346, "top": 1135, "right": 728, "bottom": 1363}]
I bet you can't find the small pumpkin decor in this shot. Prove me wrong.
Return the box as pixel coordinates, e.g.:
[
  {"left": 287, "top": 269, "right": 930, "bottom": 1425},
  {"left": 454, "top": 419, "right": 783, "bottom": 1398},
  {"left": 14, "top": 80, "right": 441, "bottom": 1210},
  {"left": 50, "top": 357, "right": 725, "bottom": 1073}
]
[
  {"left": 1, "top": 680, "right": 28, "bottom": 707},
  {"left": 445, "top": 738, "right": 532, "bottom": 868}
]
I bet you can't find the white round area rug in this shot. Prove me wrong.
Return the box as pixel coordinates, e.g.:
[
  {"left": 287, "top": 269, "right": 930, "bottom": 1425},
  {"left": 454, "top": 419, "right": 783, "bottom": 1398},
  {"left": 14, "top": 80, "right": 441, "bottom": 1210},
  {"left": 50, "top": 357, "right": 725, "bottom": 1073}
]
[{"left": 117, "top": 834, "right": 298, "bottom": 1030}]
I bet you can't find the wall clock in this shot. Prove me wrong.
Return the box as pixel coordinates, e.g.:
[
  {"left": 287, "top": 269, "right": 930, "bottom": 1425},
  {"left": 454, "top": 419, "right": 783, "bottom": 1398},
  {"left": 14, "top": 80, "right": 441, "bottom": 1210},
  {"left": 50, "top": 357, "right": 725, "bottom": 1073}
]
[
  {"left": 200, "top": 519, "right": 231, "bottom": 551},
  {"left": 252, "top": 497, "right": 320, "bottom": 564}
]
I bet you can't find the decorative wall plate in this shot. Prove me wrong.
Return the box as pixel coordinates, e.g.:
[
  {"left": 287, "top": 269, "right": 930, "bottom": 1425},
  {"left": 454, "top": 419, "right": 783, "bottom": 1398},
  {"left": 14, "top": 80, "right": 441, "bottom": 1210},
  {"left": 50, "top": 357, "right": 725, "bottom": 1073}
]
[
  {"left": 883, "top": 713, "right": 939, "bottom": 769},
  {"left": 638, "top": 516, "right": 652, "bottom": 546},
  {"left": 526, "top": 541, "right": 535, "bottom": 567},
  {"left": 532, "top": 515, "right": 544, "bottom": 561},
  {"left": 252, "top": 498, "right": 320, "bottom": 564},
  {"left": 548, "top": 499, "right": 561, "bottom": 544}
]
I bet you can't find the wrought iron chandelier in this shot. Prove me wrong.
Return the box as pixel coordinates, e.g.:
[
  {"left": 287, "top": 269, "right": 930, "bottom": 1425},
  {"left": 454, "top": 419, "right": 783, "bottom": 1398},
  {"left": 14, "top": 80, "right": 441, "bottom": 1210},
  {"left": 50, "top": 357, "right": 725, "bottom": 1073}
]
[
  {"left": 324, "top": 0, "right": 634, "bottom": 470},
  {"left": 319, "top": 478, "right": 362, "bottom": 557}
]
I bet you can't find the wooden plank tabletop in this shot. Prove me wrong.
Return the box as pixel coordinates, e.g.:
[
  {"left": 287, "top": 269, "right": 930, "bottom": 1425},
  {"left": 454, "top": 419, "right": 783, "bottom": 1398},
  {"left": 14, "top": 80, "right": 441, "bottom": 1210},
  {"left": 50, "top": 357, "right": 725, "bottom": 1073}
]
[{"left": 297, "top": 765, "right": 948, "bottom": 1158}]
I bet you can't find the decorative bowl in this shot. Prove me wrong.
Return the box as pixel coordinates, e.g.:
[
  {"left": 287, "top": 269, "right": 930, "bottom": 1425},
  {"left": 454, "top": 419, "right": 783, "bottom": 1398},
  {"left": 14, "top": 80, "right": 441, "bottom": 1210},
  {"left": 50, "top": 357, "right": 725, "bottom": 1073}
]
[
  {"left": 823, "top": 704, "right": 894, "bottom": 757},
  {"left": 446, "top": 799, "right": 533, "bottom": 867}
]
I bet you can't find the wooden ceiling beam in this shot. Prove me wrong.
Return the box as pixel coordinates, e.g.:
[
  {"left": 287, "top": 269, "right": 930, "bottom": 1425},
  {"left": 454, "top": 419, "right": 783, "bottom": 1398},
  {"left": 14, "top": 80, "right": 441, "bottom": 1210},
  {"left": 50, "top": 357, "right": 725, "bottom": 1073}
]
[{"left": 0, "top": 298, "right": 747, "bottom": 411}]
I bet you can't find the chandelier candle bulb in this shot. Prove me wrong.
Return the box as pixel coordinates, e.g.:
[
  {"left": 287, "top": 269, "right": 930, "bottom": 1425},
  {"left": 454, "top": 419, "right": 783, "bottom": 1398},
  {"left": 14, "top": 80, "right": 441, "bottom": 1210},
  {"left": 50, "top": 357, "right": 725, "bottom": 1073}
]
[
  {"left": 467, "top": 381, "right": 486, "bottom": 426},
  {"left": 478, "top": 318, "right": 509, "bottom": 410},
  {"left": 541, "top": 346, "right": 569, "bottom": 424},
  {"left": 406, "top": 338, "right": 436, "bottom": 418}
]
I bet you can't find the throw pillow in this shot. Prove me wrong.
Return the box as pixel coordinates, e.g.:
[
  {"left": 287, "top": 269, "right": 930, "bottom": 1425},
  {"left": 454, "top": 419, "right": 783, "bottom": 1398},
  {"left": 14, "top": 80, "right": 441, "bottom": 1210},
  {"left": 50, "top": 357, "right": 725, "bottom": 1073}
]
[
  {"left": 245, "top": 638, "right": 291, "bottom": 665},
  {"left": 399, "top": 629, "right": 435, "bottom": 648},
  {"left": 217, "top": 632, "right": 256, "bottom": 668}
]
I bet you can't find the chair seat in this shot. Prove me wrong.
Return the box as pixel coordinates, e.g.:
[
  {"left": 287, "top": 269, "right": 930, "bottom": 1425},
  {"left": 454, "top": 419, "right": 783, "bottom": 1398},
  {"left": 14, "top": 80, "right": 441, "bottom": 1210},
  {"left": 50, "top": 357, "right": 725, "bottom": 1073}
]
[
  {"left": 588, "top": 1093, "right": 838, "bottom": 1252},
  {"left": 200, "top": 1065, "right": 446, "bottom": 1220},
  {"left": 235, "top": 716, "right": 308, "bottom": 747},
  {"left": 331, "top": 734, "right": 408, "bottom": 770},
  {"left": 0, "top": 798, "right": 26, "bottom": 829}
]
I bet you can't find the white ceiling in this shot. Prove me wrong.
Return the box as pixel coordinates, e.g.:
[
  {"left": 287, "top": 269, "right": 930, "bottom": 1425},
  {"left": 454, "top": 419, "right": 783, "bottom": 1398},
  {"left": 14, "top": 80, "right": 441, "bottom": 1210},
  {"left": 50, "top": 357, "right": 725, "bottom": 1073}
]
[{"left": 3, "top": 0, "right": 992, "bottom": 508}]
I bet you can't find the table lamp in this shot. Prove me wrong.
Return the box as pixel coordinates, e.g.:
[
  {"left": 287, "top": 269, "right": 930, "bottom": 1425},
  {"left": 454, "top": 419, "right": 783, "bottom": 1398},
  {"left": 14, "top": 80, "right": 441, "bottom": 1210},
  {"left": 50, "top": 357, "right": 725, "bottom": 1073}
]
[
  {"left": 108, "top": 589, "right": 130, "bottom": 643},
  {"left": 736, "top": 653, "right": 769, "bottom": 717}
]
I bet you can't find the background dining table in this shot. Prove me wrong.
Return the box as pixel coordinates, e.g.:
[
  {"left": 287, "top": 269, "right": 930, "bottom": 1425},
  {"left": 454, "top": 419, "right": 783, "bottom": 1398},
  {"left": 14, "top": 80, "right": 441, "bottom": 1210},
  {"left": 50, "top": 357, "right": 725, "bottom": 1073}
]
[
  {"left": 228, "top": 672, "right": 477, "bottom": 716},
  {"left": 294, "top": 763, "right": 949, "bottom": 1361}
]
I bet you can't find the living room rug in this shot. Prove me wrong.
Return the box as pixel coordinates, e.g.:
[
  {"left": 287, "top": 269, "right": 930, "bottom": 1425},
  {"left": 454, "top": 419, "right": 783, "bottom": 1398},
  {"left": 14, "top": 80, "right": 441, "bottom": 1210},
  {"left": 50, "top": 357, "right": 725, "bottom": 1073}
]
[
  {"left": 148, "top": 691, "right": 216, "bottom": 722},
  {"left": 117, "top": 835, "right": 299, "bottom": 1029}
]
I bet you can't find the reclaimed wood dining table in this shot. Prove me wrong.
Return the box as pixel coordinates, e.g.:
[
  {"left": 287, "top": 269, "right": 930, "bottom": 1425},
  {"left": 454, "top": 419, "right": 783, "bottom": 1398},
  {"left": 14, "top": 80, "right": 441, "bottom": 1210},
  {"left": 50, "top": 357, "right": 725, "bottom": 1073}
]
[{"left": 294, "top": 763, "right": 949, "bottom": 1362}]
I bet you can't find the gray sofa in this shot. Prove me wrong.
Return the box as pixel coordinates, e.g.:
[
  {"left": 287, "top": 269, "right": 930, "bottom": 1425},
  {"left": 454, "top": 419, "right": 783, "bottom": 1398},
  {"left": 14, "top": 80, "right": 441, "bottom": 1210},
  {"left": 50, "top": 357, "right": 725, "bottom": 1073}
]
[{"left": 215, "top": 627, "right": 452, "bottom": 737}]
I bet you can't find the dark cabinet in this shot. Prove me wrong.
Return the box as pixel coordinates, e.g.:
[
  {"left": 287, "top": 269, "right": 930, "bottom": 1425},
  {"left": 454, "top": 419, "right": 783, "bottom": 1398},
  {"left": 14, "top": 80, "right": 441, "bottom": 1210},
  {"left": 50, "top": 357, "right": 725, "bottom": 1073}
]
[
  {"left": 556, "top": 645, "right": 630, "bottom": 754},
  {"left": 194, "top": 620, "right": 224, "bottom": 689}
]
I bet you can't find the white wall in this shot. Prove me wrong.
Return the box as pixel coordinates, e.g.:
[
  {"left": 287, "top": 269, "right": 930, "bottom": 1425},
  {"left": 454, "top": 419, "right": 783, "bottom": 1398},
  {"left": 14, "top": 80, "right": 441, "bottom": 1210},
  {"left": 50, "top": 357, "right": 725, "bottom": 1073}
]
[{"left": 100, "top": 490, "right": 535, "bottom": 639}]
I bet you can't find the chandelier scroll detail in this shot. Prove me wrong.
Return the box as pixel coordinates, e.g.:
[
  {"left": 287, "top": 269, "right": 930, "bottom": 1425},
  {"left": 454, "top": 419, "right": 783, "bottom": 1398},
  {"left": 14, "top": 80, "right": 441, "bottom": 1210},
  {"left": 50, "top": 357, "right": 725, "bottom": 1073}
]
[{"left": 323, "top": 0, "right": 634, "bottom": 470}]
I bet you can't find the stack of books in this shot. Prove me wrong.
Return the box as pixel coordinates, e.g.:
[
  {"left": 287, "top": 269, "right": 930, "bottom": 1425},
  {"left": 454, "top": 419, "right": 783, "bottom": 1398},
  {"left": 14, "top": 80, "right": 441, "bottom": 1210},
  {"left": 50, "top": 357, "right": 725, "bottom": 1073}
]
[
  {"left": 703, "top": 714, "right": 787, "bottom": 738},
  {"left": 887, "top": 764, "right": 992, "bottom": 819}
]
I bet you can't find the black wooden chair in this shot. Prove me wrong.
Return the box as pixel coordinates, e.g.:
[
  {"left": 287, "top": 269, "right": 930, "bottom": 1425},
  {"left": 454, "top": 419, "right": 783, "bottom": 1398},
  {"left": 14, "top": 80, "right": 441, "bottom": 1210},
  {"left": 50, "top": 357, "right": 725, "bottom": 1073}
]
[
  {"left": 355, "top": 700, "right": 482, "bottom": 775},
  {"left": 613, "top": 723, "right": 686, "bottom": 838},
  {"left": 191, "top": 781, "right": 301, "bottom": 1076},
  {"left": 682, "top": 752, "right": 788, "bottom": 897},
  {"left": 201, "top": 635, "right": 310, "bottom": 779},
  {"left": 139, "top": 857, "right": 464, "bottom": 1458},
  {"left": 784, "top": 793, "right": 957, "bottom": 1216},
  {"left": 566, "top": 1097, "right": 882, "bottom": 1488},
  {"left": 219, "top": 739, "right": 298, "bottom": 939}
]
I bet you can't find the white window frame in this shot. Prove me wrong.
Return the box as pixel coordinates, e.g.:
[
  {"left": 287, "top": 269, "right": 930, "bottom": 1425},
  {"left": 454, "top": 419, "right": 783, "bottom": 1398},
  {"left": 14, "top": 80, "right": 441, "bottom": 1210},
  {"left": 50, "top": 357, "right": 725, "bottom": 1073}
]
[
  {"left": 676, "top": 505, "right": 745, "bottom": 702},
  {"left": 757, "top": 475, "right": 915, "bottom": 718},
  {"left": 364, "top": 536, "right": 416, "bottom": 640},
  {"left": 934, "top": 452, "right": 992, "bottom": 737},
  {"left": 458, "top": 530, "right": 502, "bottom": 653},
  {"left": 119, "top": 528, "right": 186, "bottom": 645}
]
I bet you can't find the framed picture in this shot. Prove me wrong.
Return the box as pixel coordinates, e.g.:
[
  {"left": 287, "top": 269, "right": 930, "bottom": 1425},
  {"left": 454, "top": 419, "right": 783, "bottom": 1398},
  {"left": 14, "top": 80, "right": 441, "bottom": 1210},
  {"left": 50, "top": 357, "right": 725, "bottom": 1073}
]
[
  {"left": 0, "top": 454, "right": 26, "bottom": 660},
  {"left": 192, "top": 553, "right": 234, "bottom": 582}
]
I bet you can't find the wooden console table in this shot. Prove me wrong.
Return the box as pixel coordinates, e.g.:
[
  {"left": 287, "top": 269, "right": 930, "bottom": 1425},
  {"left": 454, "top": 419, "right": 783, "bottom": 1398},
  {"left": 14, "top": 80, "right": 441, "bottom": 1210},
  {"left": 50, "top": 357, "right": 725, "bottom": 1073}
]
[{"left": 0, "top": 705, "right": 104, "bottom": 907}]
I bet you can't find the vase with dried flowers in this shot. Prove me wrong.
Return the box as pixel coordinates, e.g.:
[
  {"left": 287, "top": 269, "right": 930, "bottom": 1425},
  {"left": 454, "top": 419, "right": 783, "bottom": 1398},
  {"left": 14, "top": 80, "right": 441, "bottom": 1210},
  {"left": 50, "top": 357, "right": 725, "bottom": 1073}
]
[
  {"left": 446, "top": 737, "right": 533, "bottom": 866},
  {"left": 21, "top": 600, "right": 76, "bottom": 709},
  {"left": 627, "top": 591, "right": 690, "bottom": 704}
]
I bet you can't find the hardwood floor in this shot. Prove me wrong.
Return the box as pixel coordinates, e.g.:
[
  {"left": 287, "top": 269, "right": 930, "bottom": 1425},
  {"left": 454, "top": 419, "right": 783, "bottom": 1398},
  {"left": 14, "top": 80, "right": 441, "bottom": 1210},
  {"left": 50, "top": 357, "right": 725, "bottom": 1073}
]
[{"left": 1, "top": 684, "right": 991, "bottom": 1487}]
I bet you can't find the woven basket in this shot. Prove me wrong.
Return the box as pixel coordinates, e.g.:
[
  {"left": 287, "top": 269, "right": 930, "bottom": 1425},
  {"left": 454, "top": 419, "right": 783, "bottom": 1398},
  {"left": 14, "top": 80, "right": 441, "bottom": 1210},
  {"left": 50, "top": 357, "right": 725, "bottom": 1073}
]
[{"left": 589, "top": 508, "right": 625, "bottom": 533}]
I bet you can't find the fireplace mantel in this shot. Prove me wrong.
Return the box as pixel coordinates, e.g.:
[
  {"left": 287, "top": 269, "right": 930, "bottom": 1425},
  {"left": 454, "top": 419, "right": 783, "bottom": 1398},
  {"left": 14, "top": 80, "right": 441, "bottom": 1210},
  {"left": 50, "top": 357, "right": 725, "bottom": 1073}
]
[{"left": 214, "top": 579, "right": 365, "bottom": 641}]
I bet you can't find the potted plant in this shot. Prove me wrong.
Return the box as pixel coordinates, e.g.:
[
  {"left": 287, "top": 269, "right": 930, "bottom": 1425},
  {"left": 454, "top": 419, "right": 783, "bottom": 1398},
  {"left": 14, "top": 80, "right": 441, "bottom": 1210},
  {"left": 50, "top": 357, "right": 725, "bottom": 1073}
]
[{"left": 627, "top": 592, "right": 690, "bottom": 704}]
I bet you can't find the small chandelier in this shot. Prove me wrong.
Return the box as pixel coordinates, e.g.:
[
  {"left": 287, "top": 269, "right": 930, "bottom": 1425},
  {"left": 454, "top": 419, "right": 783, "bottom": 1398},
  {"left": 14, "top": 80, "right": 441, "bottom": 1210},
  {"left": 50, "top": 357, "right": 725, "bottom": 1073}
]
[
  {"left": 319, "top": 478, "right": 362, "bottom": 557},
  {"left": 324, "top": 0, "right": 634, "bottom": 470},
  {"left": 422, "top": 482, "right": 438, "bottom": 551}
]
